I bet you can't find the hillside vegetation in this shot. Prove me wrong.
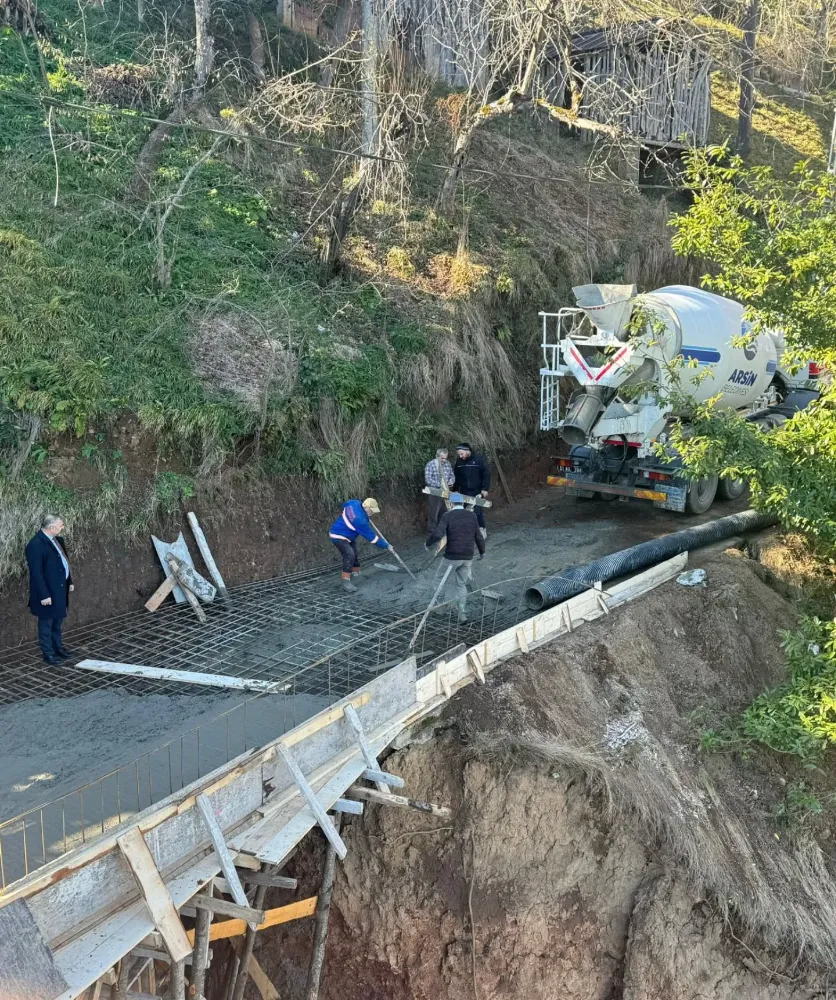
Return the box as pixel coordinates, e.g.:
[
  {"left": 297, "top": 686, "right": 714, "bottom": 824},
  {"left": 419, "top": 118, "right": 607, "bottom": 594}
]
[{"left": 0, "top": 0, "right": 832, "bottom": 582}]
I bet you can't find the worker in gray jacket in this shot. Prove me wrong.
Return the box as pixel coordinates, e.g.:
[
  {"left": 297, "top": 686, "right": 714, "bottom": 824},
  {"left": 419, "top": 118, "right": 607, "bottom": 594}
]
[{"left": 425, "top": 493, "right": 485, "bottom": 623}]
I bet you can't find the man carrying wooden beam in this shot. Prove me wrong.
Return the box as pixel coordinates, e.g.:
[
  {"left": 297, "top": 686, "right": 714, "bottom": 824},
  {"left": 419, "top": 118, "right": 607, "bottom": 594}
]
[
  {"left": 453, "top": 443, "right": 491, "bottom": 539},
  {"left": 424, "top": 447, "right": 455, "bottom": 532},
  {"left": 328, "top": 498, "right": 390, "bottom": 593}
]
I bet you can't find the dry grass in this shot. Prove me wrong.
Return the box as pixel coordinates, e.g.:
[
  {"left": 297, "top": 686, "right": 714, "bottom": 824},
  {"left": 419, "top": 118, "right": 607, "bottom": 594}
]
[
  {"left": 748, "top": 530, "right": 836, "bottom": 612},
  {"left": 190, "top": 312, "right": 298, "bottom": 412}
]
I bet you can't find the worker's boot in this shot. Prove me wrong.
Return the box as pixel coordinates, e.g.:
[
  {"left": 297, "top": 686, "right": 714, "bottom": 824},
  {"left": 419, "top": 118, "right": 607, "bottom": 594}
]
[{"left": 341, "top": 572, "right": 357, "bottom": 594}]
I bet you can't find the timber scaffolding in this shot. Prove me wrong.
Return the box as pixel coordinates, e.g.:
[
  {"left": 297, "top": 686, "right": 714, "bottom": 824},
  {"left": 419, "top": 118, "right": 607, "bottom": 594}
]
[{"left": 0, "top": 552, "right": 688, "bottom": 1000}]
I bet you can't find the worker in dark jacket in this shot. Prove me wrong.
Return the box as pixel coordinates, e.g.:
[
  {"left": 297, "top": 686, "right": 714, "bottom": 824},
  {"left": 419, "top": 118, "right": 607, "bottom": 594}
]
[
  {"left": 453, "top": 443, "right": 490, "bottom": 537},
  {"left": 25, "top": 514, "right": 74, "bottom": 664},
  {"left": 426, "top": 493, "right": 485, "bottom": 623}
]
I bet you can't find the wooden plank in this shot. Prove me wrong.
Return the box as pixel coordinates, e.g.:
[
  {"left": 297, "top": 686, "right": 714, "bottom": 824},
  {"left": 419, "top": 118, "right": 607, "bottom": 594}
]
[
  {"left": 151, "top": 533, "right": 192, "bottom": 603},
  {"left": 234, "top": 871, "right": 298, "bottom": 890},
  {"left": 0, "top": 899, "right": 70, "bottom": 1000},
  {"left": 116, "top": 829, "right": 191, "bottom": 964},
  {"left": 196, "top": 795, "right": 250, "bottom": 910},
  {"left": 45, "top": 719, "right": 409, "bottom": 999},
  {"left": 254, "top": 754, "right": 367, "bottom": 865},
  {"left": 167, "top": 556, "right": 207, "bottom": 622},
  {"left": 282, "top": 692, "right": 371, "bottom": 748},
  {"left": 74, "top": 660, "right": 286, "bottom": 693},
  {"left": 361, "top": 767, "right": 404, "bottom": 788},
  {"left": 333, "top": 798, "right": 364, "bottom": 815},
  {"left": 515, "top": 628, "right": 530, "bottom": 654},
  {"left": 187, "top": 512, "right": 228, "bottom": 597},
  {"left": 144, "top": 574, "right": 176, "bottom": 613},
  {"left": 343, "top": 703, "right": 387, "bottom": 793},
  {"left": 276, "top": 745, "right": 347, "bottom": 859},
  {"left": 190, "top": 895, "right": 265, "bottom": 924},
  {"left": 346, "top": 786, "right": 452, "bottom": 820},
  {"left": 165, "top": 553, "right": 216, "bottom": 603},
  {"left": 129, "top": 946, "right": 210, "bottom": 965},
  {"left": 186, "top": 898, "right": 319, "bottom": 944},
  {"left": 421, "top": 486, "right": 492, "bottom": 508}
]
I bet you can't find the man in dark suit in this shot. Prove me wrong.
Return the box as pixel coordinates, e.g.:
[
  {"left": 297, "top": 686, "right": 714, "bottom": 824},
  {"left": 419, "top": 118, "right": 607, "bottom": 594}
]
[{"left": 25, "top": 514, "right": 74, "bottom": 664}]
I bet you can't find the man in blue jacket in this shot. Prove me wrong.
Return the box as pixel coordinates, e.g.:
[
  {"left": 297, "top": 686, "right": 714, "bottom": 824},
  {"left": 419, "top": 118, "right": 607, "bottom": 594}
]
[
  {"left": 329, "top": 498, "right": 389, "bottom": 593},
  {"left": 25, "top": 514, "right": 75, "bottom": 664}
]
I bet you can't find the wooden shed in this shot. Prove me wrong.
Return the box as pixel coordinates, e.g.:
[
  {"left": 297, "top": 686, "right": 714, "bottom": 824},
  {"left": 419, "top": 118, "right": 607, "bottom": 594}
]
[{"left": 543, "top": 19, "right": 712, "bottom": 147}]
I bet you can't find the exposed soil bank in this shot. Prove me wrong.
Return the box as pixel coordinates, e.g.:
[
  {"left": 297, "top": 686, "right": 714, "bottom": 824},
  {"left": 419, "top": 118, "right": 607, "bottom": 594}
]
[
  {"left": 253, "top": 550, "right": 835, "bottom": 1000},
  {"left": 0, "top": 451, "right": 551, "bottom": 650}
]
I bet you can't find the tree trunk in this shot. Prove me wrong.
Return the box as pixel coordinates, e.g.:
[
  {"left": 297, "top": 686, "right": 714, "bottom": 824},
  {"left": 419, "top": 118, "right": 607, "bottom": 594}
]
[
  {"left": 736, "top": 0, "right": 757, "bottom": 156},
  {"left": 360, "top": 0, "right": 377, "bottom": 154},
  {"left": 248, "top": 9, "right": 266, "bottom": 81},
  {"left": 438, "top": 121, "right": 479, "bottom": 217},
  {"left": 137, "top": 0, "right": 145, "bottom": 23},
  {"left": 194, "top": 0, "right": 214, "bottom": 93},
  {"left": 127, "top": 103, "right": 190, "bottom": 201},
  {"left": 319, "top": 168, "right": 367, "bottom": 281}
]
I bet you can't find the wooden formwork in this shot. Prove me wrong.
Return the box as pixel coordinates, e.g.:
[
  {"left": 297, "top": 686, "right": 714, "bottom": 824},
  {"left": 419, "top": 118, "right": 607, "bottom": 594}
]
[{"left": 0, "top": 554, "right": 686, "bottom": 1000}]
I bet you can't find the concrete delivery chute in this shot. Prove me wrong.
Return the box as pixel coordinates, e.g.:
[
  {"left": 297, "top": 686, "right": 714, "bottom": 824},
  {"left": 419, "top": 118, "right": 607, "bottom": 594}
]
[{"left": 540, "top": 283, "right": 821, "bottom": 514}]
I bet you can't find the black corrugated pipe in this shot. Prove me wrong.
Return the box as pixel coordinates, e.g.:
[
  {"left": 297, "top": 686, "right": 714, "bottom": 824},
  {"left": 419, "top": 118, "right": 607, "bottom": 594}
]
[{"left": 524, "top": 509, "right": 777, "bottom": 611}]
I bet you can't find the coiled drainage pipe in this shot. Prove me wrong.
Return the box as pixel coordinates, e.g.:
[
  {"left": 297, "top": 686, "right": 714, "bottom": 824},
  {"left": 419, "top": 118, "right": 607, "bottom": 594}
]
[{"left": 524, "top": 509, "right": 777, "bottom": 611}]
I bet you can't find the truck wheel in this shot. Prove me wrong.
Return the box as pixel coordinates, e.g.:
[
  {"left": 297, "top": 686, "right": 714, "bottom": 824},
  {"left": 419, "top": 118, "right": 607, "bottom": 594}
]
[
  {"left": 717, "top": 476, "right": 747, "bottom": 501},
  {"left": 685, "top": 475, "right": 718, "bottom": 514}
]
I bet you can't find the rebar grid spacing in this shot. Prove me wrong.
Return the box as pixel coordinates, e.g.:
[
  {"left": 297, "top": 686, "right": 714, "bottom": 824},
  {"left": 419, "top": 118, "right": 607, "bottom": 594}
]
[{"left": 0, "top": 565, "right": 536, "bottom": 889}]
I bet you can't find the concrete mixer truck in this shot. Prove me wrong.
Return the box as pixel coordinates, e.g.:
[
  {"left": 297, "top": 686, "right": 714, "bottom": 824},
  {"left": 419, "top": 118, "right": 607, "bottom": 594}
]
[{"left": 540, "top": 284, "right": 821, "bottom": 513}]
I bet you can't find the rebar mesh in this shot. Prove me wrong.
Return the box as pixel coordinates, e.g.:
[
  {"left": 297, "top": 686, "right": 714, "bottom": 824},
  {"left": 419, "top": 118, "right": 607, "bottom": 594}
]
[{"left": 0, "top": 561, "right": 537, "bottom": 888}]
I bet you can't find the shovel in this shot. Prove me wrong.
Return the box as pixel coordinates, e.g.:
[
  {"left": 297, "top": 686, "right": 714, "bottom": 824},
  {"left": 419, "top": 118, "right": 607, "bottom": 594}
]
[{"left": 369, "top": 520, "right": 417, "bottom": 581}]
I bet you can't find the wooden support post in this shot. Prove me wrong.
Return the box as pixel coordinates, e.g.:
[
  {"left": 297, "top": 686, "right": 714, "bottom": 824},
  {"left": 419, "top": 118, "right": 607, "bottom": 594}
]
[
  {"left": 277, "top": 745, "right": 348, "bottom": 860},
  {"left": 229, "top": 861, "right": 276, "bottom": 1000},
  {"left": 303, "top": 814, "right": 342, "bottom": 1000},
  {"left": 468, "top": 649, "right": 485, "bottom": 683},
  {"left": 169, "top": 958, "right": 186, "bottom": 1000},
  {"left": 116, "top": 960, "right": 133, "bottom": 1000},
  {"left": 231, "top": 939, "right": 279, "bottom": 1000},
  {"left": 187, "top": 512, "right": 229, "bottom": 598},
  {"left": 515, "top": 628, "right": 530, "bottom": 654},
  {"left": 117, "top": 828, "right": 192, "bottom": 963},
  {"left": 189, "top": 884, "right": 213, "bottom": 1000},
  {"left": 347, "top": 786, "right": 452, "bottom": 820}
]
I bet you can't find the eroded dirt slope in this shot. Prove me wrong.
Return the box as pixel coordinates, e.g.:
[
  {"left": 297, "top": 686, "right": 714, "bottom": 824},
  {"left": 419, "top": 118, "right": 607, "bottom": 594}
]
[{"left": 255, "top": 549, "right": 835, "bottom": 1000}]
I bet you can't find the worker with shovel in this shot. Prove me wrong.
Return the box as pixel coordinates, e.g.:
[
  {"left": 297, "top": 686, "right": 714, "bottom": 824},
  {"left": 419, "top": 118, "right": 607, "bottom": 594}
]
[
  {"left": 425, "top": 493, "right": 485, "bottom": 622},
  {"left": 329, "top": 498, "right": 390, "bottom": 593}
]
